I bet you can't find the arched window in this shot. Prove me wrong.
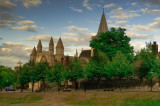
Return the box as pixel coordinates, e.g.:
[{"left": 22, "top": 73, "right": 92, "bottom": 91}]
[{"left": 41, "top": 55, "right": 47, "bottom": 62}]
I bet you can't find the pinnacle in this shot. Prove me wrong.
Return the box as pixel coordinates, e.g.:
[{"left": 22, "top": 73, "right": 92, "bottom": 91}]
[
  {"left": 97, "top": 8, "right": 108, "bottom": 35},
  {"left": 56, "top": 37, "right": 64, "bottom": 48},
  {"left": 49, "top": 37, "right": 54, "bottom": 45}
]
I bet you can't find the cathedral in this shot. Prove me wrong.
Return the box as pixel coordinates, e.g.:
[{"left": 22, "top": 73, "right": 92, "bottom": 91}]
[
  {"left": 30, "top": 8, "right": 108, "bottom": 66},
  {"left": 30, "top": 37, "right": 72, "bottom": 66},
  {"left": 79, "top": 8, "right": 108, "bottom": 61}
]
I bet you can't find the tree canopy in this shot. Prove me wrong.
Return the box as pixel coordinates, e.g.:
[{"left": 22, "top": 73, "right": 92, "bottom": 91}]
[{"left": 90, "top": 27, "right": 134, "bottom": 62}]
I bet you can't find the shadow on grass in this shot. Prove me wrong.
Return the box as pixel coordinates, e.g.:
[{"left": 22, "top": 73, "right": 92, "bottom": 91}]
[{"left": 0, "top": 94, "right": 43, "bottom": 105}]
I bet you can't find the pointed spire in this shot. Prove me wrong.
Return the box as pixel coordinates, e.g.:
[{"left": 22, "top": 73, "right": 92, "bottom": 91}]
[
  {"left": 38, "top": 39, "right": 42, "bottom": 46},
  {"left": 49, "top": 37, "right": 54, "bottom": 45},
  {"left": 76, "top": 49, "right": 78, "bottom": 57},
  {"left": 56, "top": 37, "right": 64, "bottom": 49},
  {"left": 97, "top": 8, "right": 108, "bottom": 35},
  {"left": 31, "top": 46, "right": 37, "bottom": 55}
]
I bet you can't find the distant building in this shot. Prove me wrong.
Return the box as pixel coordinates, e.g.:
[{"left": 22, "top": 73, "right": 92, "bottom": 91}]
[
  {"left": 14, "top": 61, "right": 22, "bottom": 71},
  {"left": 79, "top": 8, "right": 108, "bottom": 62},
  {"left": 30, "top": 37, "right": 72, "bottom": 66}
]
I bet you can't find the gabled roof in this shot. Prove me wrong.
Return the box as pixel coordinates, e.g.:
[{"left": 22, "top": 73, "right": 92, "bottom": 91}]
[
  {"left": 79, "top": 50, "right": 91, "bottom": 58},
  {"left": 97, "top": 8, "right": 108, "bottom": 35},
  {"left": 56, "top": 37, "right": 64, "bottom": 48}
]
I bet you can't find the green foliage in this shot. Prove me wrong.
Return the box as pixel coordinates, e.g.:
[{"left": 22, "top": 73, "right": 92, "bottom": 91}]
[
  {"left": 136, "top": 43, "right": 157, "bottom": 80},
  {"left": 90, "top": 27, "right": 134, "bottom": 62},
  {"left": 85, "top": 50, "right": 110, "bottom": 79},
  {"left": 34, "top": 62, "right": 49, "bottom": 82},
  {"left": 107, "top": 51, "right": 134, "bottom": 79},
  {"left": 16, "top": 65, "right": 30, "bottom": 89},
  {"left": 65, "top": 57, "right": 83, "bottom": 81},
  {"left": 0, "top": 65, "right": 16, "bottom": 88},
  {"left": 47, "top": 62, "right": 66, "bottom": 85}
]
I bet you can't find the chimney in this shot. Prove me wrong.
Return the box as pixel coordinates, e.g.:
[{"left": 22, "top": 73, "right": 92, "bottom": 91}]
[
  {"left": 152, "top": 41, "right": 158, "bottom": 55},
  {"left": 61, "top": 57, "right": 64, "bottom": 64}
]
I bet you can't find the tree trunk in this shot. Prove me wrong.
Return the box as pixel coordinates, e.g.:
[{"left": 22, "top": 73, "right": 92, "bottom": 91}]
[
  {"left": 84, "top": 79, "right": 87, "bottom": 93},
  {"left": 74, "top": 81, "right": 77, "bottom": 92},
  {"left": 57, "top": 83, "right": 60, "bottom": 92},
  {"left": 32, "top": 81, "right": 34, "bottom": 92},
  {"left": 119, "top": 78, "right": 122, "bottom": 92},
  {"left": 159, "top": 80, "right": 160, "bottom": 88},
  {"left": 0, "top": 87, "right": 2, "bottom": 92},
  {"left": 150, "top": 79, "right": 153, "bottom": 92},
  {"left": 97, "top": 78, "right": 100, "bottom": 92},
  {"left": 21, "top": 84, "right": 23, "bottom": 92},
  {"left": 139, "top": 78, "right": 142, "bottom": 89},
  {"left": 43, "top": 81, "right": 45, "bottom": 92}
]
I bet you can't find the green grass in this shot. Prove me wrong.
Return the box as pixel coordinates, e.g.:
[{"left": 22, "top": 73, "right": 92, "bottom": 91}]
[
  {"left": 0, "top": 94, "right": 43, "bottom": 105},
  {"left": 64, "top": 92, "right": 160, "bottom": 106}
]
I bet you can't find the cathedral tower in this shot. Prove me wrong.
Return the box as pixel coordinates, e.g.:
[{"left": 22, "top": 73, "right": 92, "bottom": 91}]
[
  {"left": 49, "top": 37, "right": 54, "bottom": 54},
  {"left": 30, "top": 46, "right": 37, "bottom": 62},
  {"left": 91, "top": 8, "right": 108, "bottom": 57},
  {"left": 37, "top": 40, "right": 42, "bottom": 53},
  {"left": 56, "top": 37, "right": 64, "bottom": 61}
]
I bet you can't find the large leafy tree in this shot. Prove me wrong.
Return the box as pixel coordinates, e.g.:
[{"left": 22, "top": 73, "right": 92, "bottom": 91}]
[
  {"left": 90, "top": 27, "right": 134, "bottom": 62},
  {"left": 84, "top": 50, "right": 109, "bottom": 91},
  {"left": 28, "top": 62, "right": 37, "bottom": 92},
  {"left": 107, "top": 51, "right": 134, "bottom": 91},
  {"left": 0, "top": 65, "right": 16, "bottom": 91},
  {"left": 35, "top": 62, "right": 49, "bottom": 92},
  {"left": 136, "top": 43, "right": 157, "bottom": 91},
  {"left": 47, "top": 62, "right": 66, "bottom": 92},
  {"left": 16, "top": 64, "right": 30, "bottom": 92},
  {"left": 65, "top": 57, "right": 83, "bottom": 91}
]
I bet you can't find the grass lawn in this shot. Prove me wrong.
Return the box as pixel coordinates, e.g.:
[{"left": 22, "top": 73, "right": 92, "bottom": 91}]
[{"left": 0, "top": 92, "right": 160, "bottom": 106}]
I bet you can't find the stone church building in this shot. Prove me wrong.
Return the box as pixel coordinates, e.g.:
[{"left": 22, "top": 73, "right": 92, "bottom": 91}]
[
  {"left": 30, "top": 37, "right": 71, "bottom": 66},
  {"left": 79, "top": 8, "right": 108, "bottom": 62}
]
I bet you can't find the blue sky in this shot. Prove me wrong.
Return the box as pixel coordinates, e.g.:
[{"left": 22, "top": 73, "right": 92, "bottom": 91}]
[{"left": 1, "top": 0, "right": 160, "bottom": 68}]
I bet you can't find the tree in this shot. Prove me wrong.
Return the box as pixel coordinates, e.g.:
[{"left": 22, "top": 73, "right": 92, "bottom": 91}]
[
  {"left": 0, "top": 65, "right": 16, "bottom": 91},
  {"left": 65, "top": 57, "right": 83, "bottom": 91},
  {"left": 136, "top": 42, "right": 157, "bottom": 91},
  {"left": 152, "top": 57, "right": 160, "bottom": 88},
  {"left": 35, "top": 62, "right": 49, "bottom": 92},
  {"left": 90, "top": 27, "right": 134, "bottom": 62},
  {"left": 28, "top": 62, "right": 37, "bottom": 92},
  {"left": 107, "top": 51, "right": 134, "bottom": 91},
  {"left": 16, "top": 64, "right": 30, "bottom": 92},
  {"left": 47, "top": 62, "right": 66, "bottom": 92},
  {"left": 84, "top": 50, "right": 109, "bottom": 92}
]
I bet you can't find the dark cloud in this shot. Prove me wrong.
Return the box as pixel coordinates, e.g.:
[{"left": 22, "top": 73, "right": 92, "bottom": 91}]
[
  {"left": 141, "top": 0, "right": 160, "bottom": 7},
  {"left": 0, "top": 37, "right": 3, "bottom": 40},
  {"left": 0, "top": 0, "right": 16, "bottom": 11}
]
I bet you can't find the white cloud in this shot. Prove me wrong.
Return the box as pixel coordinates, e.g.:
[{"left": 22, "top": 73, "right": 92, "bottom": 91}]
[
  {"left": 0, "top": 41, "right": 32, "bottom": 68},
  {"left": 11, "top": 20, "right": 37, "bottom": 32},
  {"left": 21, "top": 35, "right": 51, "bottom": 41},
  {"left": 70, "top": 7, "right": 83, "bottom": 12},
  {"left": 18, "top": 0, "right": 42, "bottom": 8},
  {"left": 131, "top": 3, "right": 137, "bottom": 7},
  {"left": 0, "top": 0, "right": 16, "bottom": 11},
  {"left": 12, "top": 25, "right": 37, "bottom": 32},
  {"left": 131, "top": 25, "right": 157, "bottom": 32},
  {"left": 141, "top": 8, "right": 160, "bottom": 14},
  {"left": 116, "top": 21, "right": 127, "bottom": 26},
  {"left": 149, "top": 17, "right": 160, "bottom": 29},
  {"left": 104, "top": 3, "right": 117, "bottom": 8},
  {"left": 18, "top": 20, "right": 35, "bottom": 26},
  {"left": 131, "top": 42, "right": 145, "bottom": 52},
  {"left": 110, "top": 7, "right": 140, "bottom": 19},
  {"left": 67, "top": 26, "right": 88, "bottom": 31},
  {"left": 83, "top": 0, "right": 92, "bottom": 10},
  {"left": 126, "top": 31, "right": 156, "bottom": 40}
]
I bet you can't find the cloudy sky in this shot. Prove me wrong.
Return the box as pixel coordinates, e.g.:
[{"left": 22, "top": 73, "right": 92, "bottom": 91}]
[{"left": 1, "top": 0, "right": 160, "bottom": 68}]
